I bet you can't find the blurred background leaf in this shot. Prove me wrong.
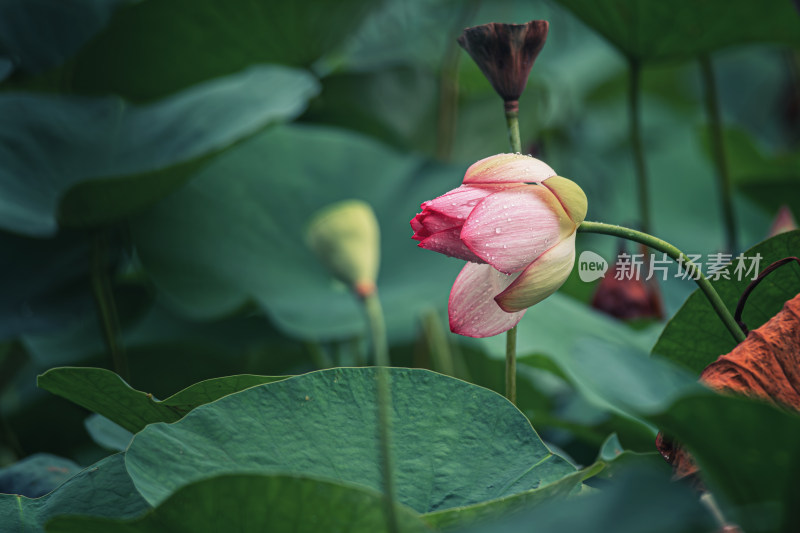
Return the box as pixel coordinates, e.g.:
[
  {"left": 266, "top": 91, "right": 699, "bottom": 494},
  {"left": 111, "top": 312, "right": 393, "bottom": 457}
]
[
  {"left": 552, "top": 0, "right": 800, "bottom": 63},
  {"left": 61, "top": 0, "right": 375, "bottom": 100},
  {"left": 0, "top": 65, "right": 318, "bottom": 236},
  {"left": 130, "top": 124, "right": 465, "bottom": 341},
  {"left": 45, "top": 473, "right": 431, "bottom": 533}
]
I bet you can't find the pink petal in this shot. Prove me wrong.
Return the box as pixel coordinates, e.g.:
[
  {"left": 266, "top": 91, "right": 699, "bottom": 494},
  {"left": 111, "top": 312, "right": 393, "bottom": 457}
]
[
  {"left": 460, "top": 186, "right": 573, "bottom": 274},
  {"left": 495, "top": 233, "right": 577, "bottom": 312},
  {"left": 463, "top": 154, "right": 556, "bottom": 185},
  {"left": 449, "top": 262, "right": 526, "bottom": 338},
  {"left": 422, "top": 184, "right": 518, "bottom": 220},
  {"left": 415, "top": 211, "right": 462, "bottom": 239},
  {"left": 410, "top": 214, "right": 426, "bottom": 238},
  {"left": 418, "top": 228, "right": 485, "bottom": 263}
]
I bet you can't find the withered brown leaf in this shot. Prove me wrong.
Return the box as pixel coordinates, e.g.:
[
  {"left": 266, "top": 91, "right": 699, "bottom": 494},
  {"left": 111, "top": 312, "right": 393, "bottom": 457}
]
[{"left": 657, "top": 292, "right": 800, "bottom": 480}]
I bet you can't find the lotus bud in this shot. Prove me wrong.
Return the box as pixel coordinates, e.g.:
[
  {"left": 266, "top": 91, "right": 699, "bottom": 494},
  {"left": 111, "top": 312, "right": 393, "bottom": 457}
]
[{"left": 307, "top": 200, "right": 379, "bottom": 297}]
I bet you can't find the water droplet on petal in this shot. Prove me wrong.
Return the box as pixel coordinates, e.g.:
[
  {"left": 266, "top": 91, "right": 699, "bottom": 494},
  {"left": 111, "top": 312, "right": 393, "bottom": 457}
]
[{"left": 495, "top": 228, "right": 501, "bottom": 234}]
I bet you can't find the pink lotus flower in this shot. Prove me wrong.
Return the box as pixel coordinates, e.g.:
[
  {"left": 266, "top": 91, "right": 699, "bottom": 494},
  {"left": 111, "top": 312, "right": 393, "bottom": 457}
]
[{"left": 411, "top": 153, "right": 587, "bottom": 338}]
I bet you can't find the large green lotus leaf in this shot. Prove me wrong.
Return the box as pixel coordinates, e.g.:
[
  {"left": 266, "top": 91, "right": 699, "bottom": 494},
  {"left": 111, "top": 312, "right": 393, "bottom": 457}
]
[
  {"left": 0, "top": 453, "right": 149, "bottom": 532},
  {"left": 650, "top": 392, "right": 800, "bottom": 532},
  {"left": 553, "top": 0, "right": 800, "bottom": 64},
  {"left": 0, "top": 0, "right": 129, "bottom": 76},
  {"left": 422, "top": 465, "right": 599, "bottom": 531},
  {"left": 38, "top": 366, "right": 288, "bottom": 434},
  {"left": 45, "top": 473, "right": 430, "bottom": 533},
  {"left": 125, "top": 368, "right": 575, "bottom": 512},
  {"left": 0, "top": 65, "right": 318, "bottom": 237},
  {"left": 65, "top": 0, "right": 374, "bottom": 101},
  {"left": 130, "top": 124, "right": 465, "bottom": 341},
  {"left": 459, "top": 465, "right": 712, "bottom": 533},
  {"left": 653, "top": 231, "right": 800, "bottom": 374}
]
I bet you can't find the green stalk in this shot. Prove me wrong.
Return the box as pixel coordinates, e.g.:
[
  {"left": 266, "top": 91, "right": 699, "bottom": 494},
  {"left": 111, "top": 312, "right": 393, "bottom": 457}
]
[
  {"left": 505, "top": 326, "right": 517, "bottom": 404},
  {"left": 700, "top": 54, "right": 738, "bottom": 253},
  {"left": 578, "top": 221, "right": 746, "bottom": 343},
  {"left": 435, "top": 1, "right": 478, "bottom": 161},
  {"left": 421, "top": 310, "right": 455, "bottom": 376},
  {"left": 628, "top": 58, "right": 651, "bottom": 235},
  {"left": 361, "top": 290, "right": 399, "bottom": 533},
  {"left": 505, "top": 108, "right": 522, "bottom": 154},
  {"left": 90, "top": 231, "right": 129, "bottom": 381},
  {"left": 504, "top": 106, "right": 523, "bottom": 405}
]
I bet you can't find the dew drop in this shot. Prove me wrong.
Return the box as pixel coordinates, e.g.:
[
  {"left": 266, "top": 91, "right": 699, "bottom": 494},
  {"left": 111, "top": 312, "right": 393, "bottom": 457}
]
[{"left": 495, "top": 228, "right": 501, "bottom": 234}]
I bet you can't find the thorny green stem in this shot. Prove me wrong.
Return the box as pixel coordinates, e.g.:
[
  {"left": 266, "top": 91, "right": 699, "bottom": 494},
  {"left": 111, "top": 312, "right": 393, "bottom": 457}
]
[
  {"left": 578, "top": 221, "right": 746, "bottom": 344},
  {"left": 700, "top": 54, "right": 738, "bottom": 254},
  {"left": 90, "top": 231, "right": 129, "bottom": 381},
  {"left": 361, "top": 290, "right": 399, "bottom": 533},
  {"left": 504, "top": 107, "right": 523, "bottom": 405},
  {"left": 628, "top": 58, "right": 652, "bottom": 235}
]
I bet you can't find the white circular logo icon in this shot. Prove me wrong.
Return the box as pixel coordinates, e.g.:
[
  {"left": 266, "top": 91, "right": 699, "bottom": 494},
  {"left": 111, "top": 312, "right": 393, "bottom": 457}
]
[{"left": 578, "top": 251, "right": 608, "bottom": 282}]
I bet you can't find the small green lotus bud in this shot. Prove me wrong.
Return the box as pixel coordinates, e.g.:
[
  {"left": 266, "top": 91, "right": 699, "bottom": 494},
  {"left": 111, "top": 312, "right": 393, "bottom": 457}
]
[{"left": 307, "top": 199, "right": 380, "bottom": 297}]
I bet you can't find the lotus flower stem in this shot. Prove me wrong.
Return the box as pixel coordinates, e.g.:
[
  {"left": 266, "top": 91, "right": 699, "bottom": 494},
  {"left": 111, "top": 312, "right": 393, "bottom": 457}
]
[
  {"left": 361, "top": 290, "right": 399, "bottom": 533},
  {"left": 700, "top": 54, "right": 738, "bottom": 254},
  {"left": 90, "top": 230, "right": 129, "bottom": 381},
  {"left": 506, "top": 109, "right": 522, "bottom": 155},
  {"left": 503, "top": 109, "right": 524, "bottom": 405},
  {"left": 578, "top": 221, "right": 746, "bottom": 343},
  {"left": 628, "top": 59, "right": 651, "bottom": 235},
  {"left": 422, "top": 309, "right": 456, "bottom": 376}
]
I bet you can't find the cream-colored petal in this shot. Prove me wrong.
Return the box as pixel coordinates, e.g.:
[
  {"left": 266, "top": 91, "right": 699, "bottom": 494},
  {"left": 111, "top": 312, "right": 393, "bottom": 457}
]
[
  {"left": 494, "top": 233, "right": 576, "bottom": 312},
  {"left": 463, "top": 153, "right": 556, "bottom": 185},
  {"left": 542, "top": 176, "right": 588, "bottom": 225}
]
